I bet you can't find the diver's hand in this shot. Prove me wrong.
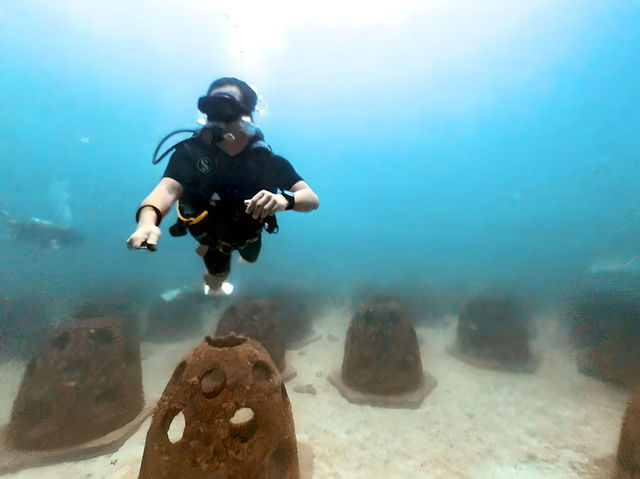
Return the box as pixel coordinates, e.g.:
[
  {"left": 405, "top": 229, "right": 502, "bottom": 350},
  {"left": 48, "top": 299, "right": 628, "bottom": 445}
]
[
  {"left": 244, "top": 190, "right": 287, "bottom": 219},
  {"left": 126, "top": 225, "right": 161, "bottom": 251}
]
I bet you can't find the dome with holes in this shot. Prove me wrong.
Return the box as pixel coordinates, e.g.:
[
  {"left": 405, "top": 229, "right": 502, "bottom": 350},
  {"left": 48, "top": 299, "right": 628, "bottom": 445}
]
[
  {"left": 447, "top": 294, "right": 538, "bottom": 372},
  {"left": 138, "top": 334, "right": 299, "bottom": 479},
  {"left": 329, "top": 300, "right": 437, "bottom": 409},
  {"left": 216, "top": 299, "right": 286, "bottom": 371},
  {"left": 6, "top": 316, "right": 144, "bottom": 450}
]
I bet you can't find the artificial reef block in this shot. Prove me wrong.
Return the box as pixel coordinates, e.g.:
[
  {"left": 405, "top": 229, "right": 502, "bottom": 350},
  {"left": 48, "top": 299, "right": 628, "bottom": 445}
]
[
  {"left": 568, "top": 290, "right": 640, "bottom": 389},
  {"left": 0, "top": 294, "right": 51, "bottom": 360},
  {"left": 613, "top": 388, "right": 640, "bottom": 478},
  {"left": 71, "top": 295, "right": 139, "bottom": 323},
  {"left": 354, "top": 287, "right": 451, "bottom": 326},
  {"left": 71, "top": 295, "right": 142, "bottom": 350},
  {"left": 267, "top": 290, "right": 321, "bottom": 349},
  {"left": 447, "top": 294, "right": 538, "bottom": 372},
  {"left": 145, "top": 289, "right": 204, "bottom": 342},
  {"left": 353, "top": 290, "right": 419, "bottom": 324},
  {"left": 329, "top": 300, "right": 436, "bottom": 408},
  {"left": 216, "top": 299, "right": 287, "bottom": 372},
  {"left": 138, "top": 334, "right": 299, "bottom": 479},
  {"left": 6, "top": 316, "right": 145, "bottom": 451}
]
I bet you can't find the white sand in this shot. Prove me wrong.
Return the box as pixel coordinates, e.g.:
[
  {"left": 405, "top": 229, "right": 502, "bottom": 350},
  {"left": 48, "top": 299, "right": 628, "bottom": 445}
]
[{"left": 0, "top": 309, "right": 630, "bottom": 479}]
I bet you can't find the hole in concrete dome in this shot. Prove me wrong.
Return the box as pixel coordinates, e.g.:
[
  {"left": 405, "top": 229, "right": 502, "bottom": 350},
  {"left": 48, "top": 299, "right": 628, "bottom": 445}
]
[
  {"left": 206, "top": 334, "right": 246, "bottom": 348},
  {"left": 252, "top": 361, "right": 273, "bottom": 382},
  {"left": 200, "top": 366, "right": 226, "bottom": 399},
  {"left": 166, "top": 410, "right": 186, "bottom": 444},
  {"left": 230, "top": 407, "right": 254, "bottom": 425},
  {"left": 229, "top": 406, "right": 257, "bottom": 442},
  {"left": 51, "top": 332, "right": 70, "bottom": 351},
  {"left": 89, "top": 328, "right": 113, "bottom": 346}
]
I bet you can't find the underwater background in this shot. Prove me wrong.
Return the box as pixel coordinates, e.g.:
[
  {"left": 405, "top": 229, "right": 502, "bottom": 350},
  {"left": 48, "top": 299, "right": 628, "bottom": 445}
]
[
  {"left": 0, "top": 1, "right": 639, "bottom": 304},
  {"left": 0, "top": 2, "right": 640, "bottom": 478}
]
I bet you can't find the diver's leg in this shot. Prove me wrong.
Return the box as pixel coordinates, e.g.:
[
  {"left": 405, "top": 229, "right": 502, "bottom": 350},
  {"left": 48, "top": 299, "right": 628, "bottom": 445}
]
[
  {"left": 237, "top": 234, "right": 262, "bottom": 264},
  {"left": 203, "top": 247, "right": 231, "bottom": 292}
]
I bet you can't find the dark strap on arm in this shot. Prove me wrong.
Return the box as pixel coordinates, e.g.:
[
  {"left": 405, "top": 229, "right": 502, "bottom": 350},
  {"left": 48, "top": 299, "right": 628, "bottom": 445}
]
[
  {"left": 280, "top": 190, "right": 295, "bottom": 210},
  {"left": 135, "top": 205, "right": 162, "bottom": 226}
]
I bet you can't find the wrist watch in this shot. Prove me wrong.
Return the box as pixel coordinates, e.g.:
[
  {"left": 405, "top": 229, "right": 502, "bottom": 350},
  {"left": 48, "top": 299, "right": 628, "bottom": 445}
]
[{"left": 281, "top": 190, "right": 295, "bottom": 210}]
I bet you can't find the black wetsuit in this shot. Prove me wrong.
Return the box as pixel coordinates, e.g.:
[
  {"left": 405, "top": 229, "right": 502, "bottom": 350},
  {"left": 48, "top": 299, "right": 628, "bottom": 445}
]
[{"left": 163, "top": 130, "right": 302, "bottom": 276}]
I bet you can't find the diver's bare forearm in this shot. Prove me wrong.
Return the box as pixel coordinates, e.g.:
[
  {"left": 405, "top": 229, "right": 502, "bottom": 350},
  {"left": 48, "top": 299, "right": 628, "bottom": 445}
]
[
  {"left": 291, "top": 190, "right": 319, "bottom": 212},
  {"left": 289, "top": 181, "right": 319, "bottom": 212},
  {"left": 138, "top": 178, "right": 184, "bottom": 223}
]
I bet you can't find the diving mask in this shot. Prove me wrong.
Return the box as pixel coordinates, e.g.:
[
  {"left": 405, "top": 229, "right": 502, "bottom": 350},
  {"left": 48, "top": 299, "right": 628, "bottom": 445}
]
[{"left": 198, "top": 92, "right": 248, "bottom": 123}]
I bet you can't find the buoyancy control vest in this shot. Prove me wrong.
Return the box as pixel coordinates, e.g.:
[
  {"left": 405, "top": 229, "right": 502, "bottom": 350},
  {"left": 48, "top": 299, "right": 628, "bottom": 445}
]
[{"left": 167, "top": 135, "right": 279, "bottom": 252}]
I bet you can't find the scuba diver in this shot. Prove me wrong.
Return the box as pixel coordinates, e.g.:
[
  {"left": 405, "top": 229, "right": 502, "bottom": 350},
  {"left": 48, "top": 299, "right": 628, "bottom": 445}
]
[
  {"left": 0, "top": 211, "right": 84, "bottom": 250},
  {"left": 126, "top": 77, "right": 319, "bottom": 294}
]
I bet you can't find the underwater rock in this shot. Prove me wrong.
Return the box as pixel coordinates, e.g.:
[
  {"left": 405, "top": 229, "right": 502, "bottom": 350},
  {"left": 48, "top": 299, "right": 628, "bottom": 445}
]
[
  {"left": 5, "top": 217, "right": 84, "bottom": 249},
  {"left": 567, "top": 289, "right": 640, "bottom": 389},
  {"left": 613, "top": 388, "right": 640, "bottom": 478},
  {"left": 216, "top": 299, "right": 287, "bottom": 373},
  {"left": 293, "top": 384, "right": 317, "bottom": 395},
  {"left": 145, "top": 290, "right": 204, "bottom": 342},
  {"left": 447, "top": 294, "right": 537, "bottom": 372},
  {"left": 138, "top": 334, "right": 299, "bottom": 479},
  {"left": 329, "top": 300, "right": 436, "bottom": 408},
  {"left": 6, "top": 316, "right": 145, "bottom": 450}
]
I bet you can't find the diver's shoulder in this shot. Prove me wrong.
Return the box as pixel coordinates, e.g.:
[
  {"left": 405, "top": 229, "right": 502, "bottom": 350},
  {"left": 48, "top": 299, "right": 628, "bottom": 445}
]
[
  {"left": 178, "top": 135, "right": 207, "bottom": 152},
  {"left": 268, "top": 152, "right": 294, "bottom": 166},
  {"left": 257, "top": 143, "right": 285, "bottom": 162},
  {"left": 170, "top": 135, "right": 207, "bottom": 161}
]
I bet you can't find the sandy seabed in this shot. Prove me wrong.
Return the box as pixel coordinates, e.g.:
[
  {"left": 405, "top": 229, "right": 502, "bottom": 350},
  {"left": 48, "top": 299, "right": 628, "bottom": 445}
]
[{"left": 0, "top": 307, "right": 630, "bottom": 479}]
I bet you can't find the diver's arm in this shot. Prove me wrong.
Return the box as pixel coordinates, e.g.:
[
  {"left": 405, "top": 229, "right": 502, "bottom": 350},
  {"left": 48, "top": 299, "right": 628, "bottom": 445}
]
[
  {"left": 138, "top": 178, "right": 184, "bottom": 223},
  {"left": 245, "top": 180, "right": 319, "bottom": 219},
  {"left": 289, "top": 180, "right": 319, "bottom": 212},
  {"left": 126, "top": 178, "right": 183, "bottom": 249}
]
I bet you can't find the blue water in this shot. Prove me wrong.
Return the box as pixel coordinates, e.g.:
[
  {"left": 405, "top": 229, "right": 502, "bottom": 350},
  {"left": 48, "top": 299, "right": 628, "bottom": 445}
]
[{"left": 0, "top": 1, "right": 638, "bottom": 303}]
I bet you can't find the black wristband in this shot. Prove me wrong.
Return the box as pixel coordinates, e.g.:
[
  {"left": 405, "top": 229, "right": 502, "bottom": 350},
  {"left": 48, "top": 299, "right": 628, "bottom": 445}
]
[
  {"left": 135, "top": 205, "right": 162, "bottom": 226},
  {"left": 281, "top": 190, "right": 295, "bottom": 211}
]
